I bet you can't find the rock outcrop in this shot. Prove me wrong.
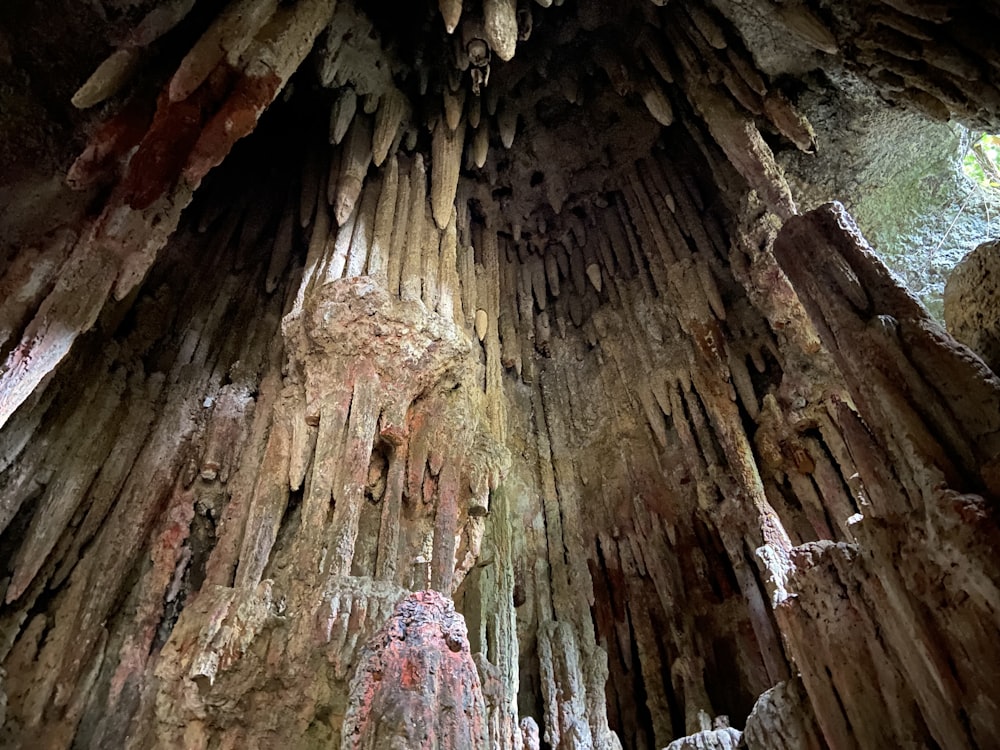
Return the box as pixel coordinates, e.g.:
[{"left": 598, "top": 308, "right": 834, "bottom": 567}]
[{"left": 945, "top": 239, "right": 1000, "bottom": 373}]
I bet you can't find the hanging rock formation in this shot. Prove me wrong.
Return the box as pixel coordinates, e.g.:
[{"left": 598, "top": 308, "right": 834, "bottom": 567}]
[{"left": 1, "top": 0, "right": 999, "bottom": 748}]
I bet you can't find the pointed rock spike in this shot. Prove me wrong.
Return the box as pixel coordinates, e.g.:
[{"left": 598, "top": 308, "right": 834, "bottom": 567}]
[
  {"left": 330, "top": 89, "right": 358, "bottom": 145},
  {"left": 335, "top": 115, "right": 373, "bottom": 226},
  {"left": 72, "top": 48, "right": 142, "bottom": 109},
  {"left": 440, "top": 0, "right": 463, "bottom": 33},
  {"left": 373, "top": 88, "right": 406, "bottom": 166},
  {"left": 586, "top": 263, "right": 603, "bottom": 292},
  {"left": 431, "top": 118, "right": 465, "bottom": 229}
]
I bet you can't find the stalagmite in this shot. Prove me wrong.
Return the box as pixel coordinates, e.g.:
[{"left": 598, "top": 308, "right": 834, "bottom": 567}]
[
  {"left": 346, "top": 178, "right": 378, "bottom": 277},
  {"left": 304, "top": 180, "right": 332, "bottom": 289},
  {"left": 400, "top": 154, "right": 427, "bottom": 302},
  {"left": 326, "top": 148, "right": 342, "bottom": 206},
  {"left": 369, "top": 155, "right": 398, "bottom": 280},
  {"left": 387, "top": 158, "right": 412, "bottom": 297},
  {"left": 342, "top": 591, "right": 488, "bottom": 747},
  {"left": 422, "top": 204, "right": 442, "bottom": 309},
  {"left": 529, "top": 255, "right": 547, "bottom": 311},
  {"left": 438, "top": 209, "right": 460, "bottom": 320},
  {"left": 325, "top": 201, "right": 357, "bottom": 281},
  {"left": 498, "top": 258, "right": 521, "bottom": 370}
]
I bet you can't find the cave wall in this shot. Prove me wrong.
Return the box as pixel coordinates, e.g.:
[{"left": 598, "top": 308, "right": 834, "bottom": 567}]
[{"left": 1, "top": 1, "right": 1000, "bottom": 748}]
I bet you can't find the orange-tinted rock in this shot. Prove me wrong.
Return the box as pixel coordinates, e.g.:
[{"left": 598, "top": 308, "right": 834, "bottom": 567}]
[
  {"left": 119, "top": 68, "right": 233, "bottom": 210},
  {"left": 183, "top": 70, "right": 282, "bottom": 185},
  {"left": 341, "top": 590, "right": 488, "bottom": 749},
  {"left": 66, "top": 97, "right": 153, "bottom": 190}
]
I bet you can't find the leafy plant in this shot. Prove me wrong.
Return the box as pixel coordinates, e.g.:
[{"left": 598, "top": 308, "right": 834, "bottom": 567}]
[{"left": 963, "top": 133, "right": 1000, "bottom": 191}]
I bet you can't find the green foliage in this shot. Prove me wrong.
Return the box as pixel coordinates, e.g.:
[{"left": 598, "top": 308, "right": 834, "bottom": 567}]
[{"left": 963, "top": 133, "right": 1000, "bottom": 191}]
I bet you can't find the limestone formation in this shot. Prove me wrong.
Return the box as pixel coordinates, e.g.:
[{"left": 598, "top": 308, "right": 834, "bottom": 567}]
[
  {"left": 945, "top": 239, "right": 1000, "bottom": 373},
  {"left": 1, "top": 1, "right": 999, "bottom": 748},
  {"left": 742, "top": 679, "right": 823, "bottom": 750},
  {"left": 664, "top": 727, "right": 741, "bottom": 750},
  {"left": 341, "top": 591, "right": 488, "bottom": 749}
]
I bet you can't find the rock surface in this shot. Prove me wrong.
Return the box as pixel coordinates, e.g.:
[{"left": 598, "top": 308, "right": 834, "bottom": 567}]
[
  {"left": 341, "top": 590, "right": 487, "bottom": 749},
  {"left": 742, "top": 679, "right": 822, "bottom": 750},
  {"left": 779, "top": 74, "right": 999, "bottom": 319},
  {"left": 664, "top": 727, "right": 741, "bottom": 750},
  {"left": 1, "top": 1, "right": 999, "bottom": 749},
  {"left": 945, "top": 239, "right": 1000, "bottom": 372}
]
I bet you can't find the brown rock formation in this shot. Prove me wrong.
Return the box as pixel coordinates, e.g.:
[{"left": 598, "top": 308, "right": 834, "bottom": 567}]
[
  {"left": 342, "top": 590, "right": 488, "bottom": 749},
  {"left": 945, "top": 239, "right": 1000, "bottom": 373},
  {"left": 1, "top": 1, "right": 999, "bottom": 748}
]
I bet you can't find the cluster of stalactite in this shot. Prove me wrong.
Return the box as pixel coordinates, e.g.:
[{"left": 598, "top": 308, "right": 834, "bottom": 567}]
[{"left": 2, "top": 0, "right": 1000, "bottom": 748}]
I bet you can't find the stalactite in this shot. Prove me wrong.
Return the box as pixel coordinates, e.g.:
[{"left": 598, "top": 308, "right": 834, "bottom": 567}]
[
  {"left": 483, "top": 0, "right": 518, "bottom": 63},
  {"left": 334, "top": 115, "right": 373, "bottom": 226}
]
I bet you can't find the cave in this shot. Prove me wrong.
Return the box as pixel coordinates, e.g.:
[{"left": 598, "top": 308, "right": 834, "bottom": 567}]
[{"left": 1, "top": 0, "right": 1000, "bottom": 748}]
